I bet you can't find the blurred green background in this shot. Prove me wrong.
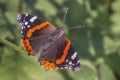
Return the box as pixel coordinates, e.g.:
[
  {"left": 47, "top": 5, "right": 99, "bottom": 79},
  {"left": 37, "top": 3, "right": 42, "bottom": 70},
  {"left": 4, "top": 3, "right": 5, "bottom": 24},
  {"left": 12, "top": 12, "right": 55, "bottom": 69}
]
[{"left": 0, "top": 0, "right": 120, "bottom": 80}]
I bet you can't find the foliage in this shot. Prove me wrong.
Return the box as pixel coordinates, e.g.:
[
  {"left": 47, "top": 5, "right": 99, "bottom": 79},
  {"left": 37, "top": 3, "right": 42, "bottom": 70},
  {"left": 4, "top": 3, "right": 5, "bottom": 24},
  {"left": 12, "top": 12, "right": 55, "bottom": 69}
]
[{"left": 0, "top": 0, "right": 120, "bottom": 80}]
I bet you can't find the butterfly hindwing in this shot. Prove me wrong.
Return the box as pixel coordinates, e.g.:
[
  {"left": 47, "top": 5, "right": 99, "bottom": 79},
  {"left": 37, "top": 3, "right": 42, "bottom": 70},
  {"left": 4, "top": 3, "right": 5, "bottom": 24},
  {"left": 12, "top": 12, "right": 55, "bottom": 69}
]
[
  {"left": 38, "top": 36, "right": 80, "bottom": 71},
  {"left": 55, "top": 37, "right": 80, "bottom": 71}
]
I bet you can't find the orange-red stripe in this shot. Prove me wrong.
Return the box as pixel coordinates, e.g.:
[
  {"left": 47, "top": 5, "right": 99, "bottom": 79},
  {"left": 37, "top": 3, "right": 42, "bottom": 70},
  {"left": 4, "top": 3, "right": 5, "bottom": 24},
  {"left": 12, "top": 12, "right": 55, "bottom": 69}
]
[
  {"left": 56, "top": 37, "right": 71, "bottom": 64},
  {"left": 40, "top": 60, "right": 58, "bottom": 70},
  {"left": 26, "top": 21, "right": 49, "bottom": 38},
  {"left": 21, "top": 39, "right": 33, "bottom": 55}
]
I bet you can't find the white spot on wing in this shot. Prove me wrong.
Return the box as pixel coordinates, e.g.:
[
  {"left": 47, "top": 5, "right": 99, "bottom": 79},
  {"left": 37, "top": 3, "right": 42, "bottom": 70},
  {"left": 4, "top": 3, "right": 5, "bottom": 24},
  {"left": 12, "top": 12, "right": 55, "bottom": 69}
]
[
  {"left": 71, "top": 52, "right": 77, "bottom": 60},
  {"left": 66, "top": 59, "right": 68, "bottom": 63},
  {"left": 60, "top": 67, "right": 63, "bottom": 69},
  {"left": 30, "top": 16, "right": 37, "bottom": 22},
  {"left": 17, "top": 14, "right": 21, "bottom": 20},
  {"left": 25, "top": 22, "right": 28, "bottom": 25},
  {"left": 68, "top": 67, "right": 71, "bottom": 69},
  {"left": 18, "top": 14, "right": 20, "bottom": 18},
  {"left": 69, "top": 61, "right": 72, "bottom": 65},
  {"left": 74, "top": 67, "right": 80, "bottom": 71},
  {"left": 64, "top": 66, "right": 68, "bottom": 68},
  {"left": 21, "top": 26, "right": 23, "bottom": 29},
  {"left": 25, "top": 13, "right": 28, "bottom": 16},
  {"left": 20, "top": 23, "right": 22, "bottom": 26},
  {"left": 27, "top": 25, "right": 30, "bottom": 28},
  {"left": 77, "top": 60, "right": 80, "bottom": 64}
]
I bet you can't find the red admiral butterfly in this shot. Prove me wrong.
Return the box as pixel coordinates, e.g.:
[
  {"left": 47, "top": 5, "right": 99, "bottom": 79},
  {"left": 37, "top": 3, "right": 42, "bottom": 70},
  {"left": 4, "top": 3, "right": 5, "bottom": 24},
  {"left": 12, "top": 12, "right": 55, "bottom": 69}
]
[{"left": 17, "top": 13, "right": 80, "bottom": 71}]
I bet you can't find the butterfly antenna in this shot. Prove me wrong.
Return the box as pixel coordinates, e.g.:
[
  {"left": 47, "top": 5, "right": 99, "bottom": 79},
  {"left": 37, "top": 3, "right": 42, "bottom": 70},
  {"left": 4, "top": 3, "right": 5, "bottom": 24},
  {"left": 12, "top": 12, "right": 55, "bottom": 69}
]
[
  {"left": 62, "top": 8, "right": 85, "bottom": 30},
  {"left": 68, "top": 25, "right": 85, "bottom": 30},
  {"left": 62, "top": 8, "right": 68, "bottom": 25}
]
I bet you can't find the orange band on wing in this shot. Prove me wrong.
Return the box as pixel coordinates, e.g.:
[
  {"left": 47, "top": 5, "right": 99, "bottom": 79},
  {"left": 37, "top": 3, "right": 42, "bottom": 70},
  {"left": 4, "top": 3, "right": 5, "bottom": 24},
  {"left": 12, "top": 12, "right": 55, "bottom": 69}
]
[
  {"left": 56, "top": 37, "right": 71, "bottom": 64},
  {"left": 40, "top": 60, "right": 58, "bottom": 70},
  {"left": 21, "top": 39, "right": 33, "bottom": 55},
  {"left": 26, "top": 21, "right": 49, "bottom": 38}
]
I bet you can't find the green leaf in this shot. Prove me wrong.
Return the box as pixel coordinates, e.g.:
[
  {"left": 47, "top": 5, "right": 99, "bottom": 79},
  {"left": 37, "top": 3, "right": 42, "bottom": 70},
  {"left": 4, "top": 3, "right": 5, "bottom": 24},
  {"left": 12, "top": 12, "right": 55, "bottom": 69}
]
[
  {"left": 74, "top": 60, "right": 97, "bottom": 80},
  {"left": 105, "top": 52, "right": 120, "bottom": 76},
  {"left": 99, "top": 64, "right": 116, "bottom": 80}
]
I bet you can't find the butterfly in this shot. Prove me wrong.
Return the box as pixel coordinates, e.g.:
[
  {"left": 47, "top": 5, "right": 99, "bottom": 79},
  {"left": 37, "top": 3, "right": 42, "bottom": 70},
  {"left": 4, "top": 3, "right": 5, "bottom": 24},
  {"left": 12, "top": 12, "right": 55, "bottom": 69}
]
[{"left": 17, "top": 13, "right": 80, "bottom": 71}]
